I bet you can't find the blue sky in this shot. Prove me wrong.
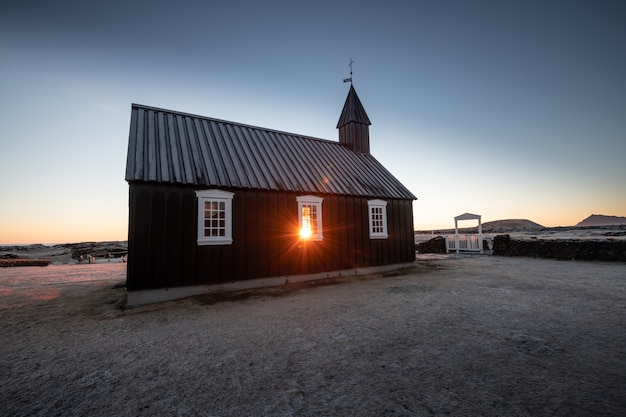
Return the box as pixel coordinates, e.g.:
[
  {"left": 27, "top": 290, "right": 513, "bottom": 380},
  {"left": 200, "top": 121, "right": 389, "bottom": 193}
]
[{"left": 1, "top": 0, "right": 625, "bottom": 244}]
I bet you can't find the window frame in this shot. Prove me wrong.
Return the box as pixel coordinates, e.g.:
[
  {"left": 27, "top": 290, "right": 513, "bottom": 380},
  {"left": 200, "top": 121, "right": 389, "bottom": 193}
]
[
  {"left": 195, "top": 189, "right": 234, "bottom": 246},
  {"left": 296, "top": 195, "right": 324, "bottom": 241},
  {"left": 368, "top": 199, "right": 388, "bottom": 239}
]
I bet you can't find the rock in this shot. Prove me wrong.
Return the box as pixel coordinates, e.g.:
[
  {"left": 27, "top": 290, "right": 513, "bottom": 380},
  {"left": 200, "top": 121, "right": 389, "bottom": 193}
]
[
  {"left": 0, "top": 241, "right": 128, "bottom": 264},
  {"left": 416, "top": 236, "right": 447, "bottom": 254},
  {"left": 60, "top": 241, "right": 128, "bottom": 260}
]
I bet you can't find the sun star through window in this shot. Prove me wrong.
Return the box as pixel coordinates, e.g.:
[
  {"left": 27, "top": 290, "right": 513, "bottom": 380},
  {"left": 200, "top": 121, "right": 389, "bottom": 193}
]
[{"left": 297, "top": 195, "right": 323, "bottom": 240}]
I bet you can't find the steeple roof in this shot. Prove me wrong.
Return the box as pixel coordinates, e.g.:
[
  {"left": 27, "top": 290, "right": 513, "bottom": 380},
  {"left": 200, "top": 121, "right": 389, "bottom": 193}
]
[{"left": 336, "top": 85, "right": 371, "bottom": 128}]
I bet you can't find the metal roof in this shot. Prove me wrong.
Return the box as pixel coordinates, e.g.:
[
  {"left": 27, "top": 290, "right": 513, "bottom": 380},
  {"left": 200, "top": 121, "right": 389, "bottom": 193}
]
[{"left": 126, "top": 104, "right": 416, "bottom": 200}]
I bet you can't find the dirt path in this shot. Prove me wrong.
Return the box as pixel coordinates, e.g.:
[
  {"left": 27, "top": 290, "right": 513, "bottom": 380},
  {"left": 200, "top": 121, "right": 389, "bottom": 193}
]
[{"left": 1, "top": 256, "right": 625, "bottom": 416}]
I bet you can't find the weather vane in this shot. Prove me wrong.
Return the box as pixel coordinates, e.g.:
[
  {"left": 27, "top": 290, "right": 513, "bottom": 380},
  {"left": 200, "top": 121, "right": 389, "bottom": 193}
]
[{"left": 342, "top": 59, "right": 354, "bottom": 84}]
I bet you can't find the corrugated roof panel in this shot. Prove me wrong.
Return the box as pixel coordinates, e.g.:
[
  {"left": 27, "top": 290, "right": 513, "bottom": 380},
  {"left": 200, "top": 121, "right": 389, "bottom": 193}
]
[
  {"left": 202, "top": 120, "right": 224, "bottom": 186},
  {"left": 166, "top": 113, "right": 181, "bottom": 183},
  {"left": 234, "top": 124, "right": 269, "bottom": 190},
  {"left": 239, "top": 129, "right": 264, "bottom": 188},
  {"left": 132, "top": 108, "right": 141, "bottom": 179},
  {"left": 171, "top": 115, "right": 191, "bottom": 183},
  {"left": 245, "top": 127, "right": 281, "bottom": 190},
  {"left": 179, "top": 117, "right": 195, "bottom": 182},
  {"left": 146, "top": 110, "right": 158, "bottom": 182},
  {"left": 126, "top": 104, "right": 416, "bottom": 200},
  {"left": 240, "top": 126, "right": 275, "bottom": 190},
  {"left": 226, "top": 123, "right": 249, "bottom": 188},
  {"left": 279, "top": 133, "right": 319, "bottom": 192},
  {"left": 193, "top": 119, "right": 213, "bottom": 185},
  {"left": 125, "top": 108, "right": 138, "bottom": 181},
  {"left": 258, "top": 130, "right": 289, "bottom": 190},
  {"left": 259, "top": 129, "right": 298, "bottom": 191},
  {"left": 207, "top": 121, "right": 230, "bottom": 186},
  {"left": 157, "top": 112, "right": 168, "bottom": 182},
  {"left": 296, "top": 139, "right": 333, "bottom": 194},
  {"left": 223, "top": 123, "right": 254, "bottom": 189},
  {"left": 315, "top": 142, "right": 344, "bottom": 193}
]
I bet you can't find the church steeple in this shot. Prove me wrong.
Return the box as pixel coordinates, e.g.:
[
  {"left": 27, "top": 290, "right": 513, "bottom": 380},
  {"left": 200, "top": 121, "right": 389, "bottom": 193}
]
[{"left": 337, "top": 84, "right": 371, "bottom": 154}]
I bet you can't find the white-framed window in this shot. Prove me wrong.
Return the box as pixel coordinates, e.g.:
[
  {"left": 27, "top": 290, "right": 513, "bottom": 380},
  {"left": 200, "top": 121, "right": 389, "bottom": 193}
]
[
  {"left": 195, "top": 189, "right": 234, "bottom": 245},
  {"left": 368, "top": 199, "right": 388, "bottom": 239},
  {"left": 297, "top": 195, "right": 323, "bottom": 240}
]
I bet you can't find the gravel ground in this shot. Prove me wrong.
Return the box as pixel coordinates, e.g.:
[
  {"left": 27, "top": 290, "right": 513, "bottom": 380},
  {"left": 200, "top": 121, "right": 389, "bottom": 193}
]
[{"left": 1, "top": 256, "right": 625, "bottom": 416}]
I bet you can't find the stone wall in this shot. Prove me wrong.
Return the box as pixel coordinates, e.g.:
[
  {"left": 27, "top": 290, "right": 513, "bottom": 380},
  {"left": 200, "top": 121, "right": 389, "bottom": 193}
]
[
  {"left": 492, "top": 235, "right": 626, "bottom": 262},
  {"left": 416, "top": 236, "right": 447, "bottom": 254}
]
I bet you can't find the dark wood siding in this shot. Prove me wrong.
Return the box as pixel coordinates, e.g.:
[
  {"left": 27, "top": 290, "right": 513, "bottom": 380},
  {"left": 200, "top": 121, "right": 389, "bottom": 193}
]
[{"left": 127, "top": 183, "right": 415, "bottom": 291}]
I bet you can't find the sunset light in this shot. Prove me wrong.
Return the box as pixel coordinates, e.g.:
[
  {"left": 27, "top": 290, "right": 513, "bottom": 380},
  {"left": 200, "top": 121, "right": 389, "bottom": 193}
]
[
  {"left": 0, "top": 1, "right": 624, "bottom": 245},
  {"left": 300, "top": 206, "right": 312, "bottom": 239},
  {"left": 300, "top": 226, "right": 312, "bottom": 239}
]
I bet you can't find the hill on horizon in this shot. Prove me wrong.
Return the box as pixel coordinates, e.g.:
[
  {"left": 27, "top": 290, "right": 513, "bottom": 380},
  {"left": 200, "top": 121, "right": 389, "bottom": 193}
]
[
  {"left": 481, "top": 219, "right": 544, "bottom": 232},
  {"left": 576, "top": 214, "right": 626, "bottom": 227},
  {"left": 416, "top": 215, "right": 626, "bottom": 233},
  {"left": 416, "top": 219, "right": 544, "bottom": 233}
]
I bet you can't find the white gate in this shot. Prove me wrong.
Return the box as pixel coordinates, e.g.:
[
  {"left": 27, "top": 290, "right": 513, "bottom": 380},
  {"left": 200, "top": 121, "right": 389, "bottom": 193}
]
[
  {"left": 446, "top": 213, "right": 484, "bottom": 253},
  {"left": 445, "top": 234, "right": 483, "bottom": 253}
]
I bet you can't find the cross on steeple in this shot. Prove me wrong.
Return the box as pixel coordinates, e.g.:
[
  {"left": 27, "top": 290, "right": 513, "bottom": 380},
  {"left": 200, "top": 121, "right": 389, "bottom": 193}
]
[{"left": 342, "top": 59, "right": 354, "bottom": 84}]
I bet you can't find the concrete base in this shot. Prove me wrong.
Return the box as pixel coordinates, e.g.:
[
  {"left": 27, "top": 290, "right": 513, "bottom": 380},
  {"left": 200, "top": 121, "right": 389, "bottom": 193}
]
[{"left": 127, "top": 263, "right": 414, "bottom": 307}]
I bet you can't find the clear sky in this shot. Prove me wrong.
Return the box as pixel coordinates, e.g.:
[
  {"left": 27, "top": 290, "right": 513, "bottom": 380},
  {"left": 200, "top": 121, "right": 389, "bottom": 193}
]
[{"left": 1, "top": 0, "right": 625, "bottom": 244}]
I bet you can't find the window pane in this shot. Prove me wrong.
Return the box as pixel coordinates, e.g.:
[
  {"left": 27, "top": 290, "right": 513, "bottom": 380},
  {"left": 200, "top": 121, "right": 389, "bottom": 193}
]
[
  {"left": 202, "top": 198, "right": 230, "bottom": 240},
  {"left": 197, "top": 191, "right": 234, "bottom": 245},
  {"left": 310, "top": 206, "right": 317, "bottom": 233},
  {"left": 297, "top": 197, "right": 323, "bottom": 239},
  {"left": 369, "top": 204, "right": 386, "bottom": 236}
]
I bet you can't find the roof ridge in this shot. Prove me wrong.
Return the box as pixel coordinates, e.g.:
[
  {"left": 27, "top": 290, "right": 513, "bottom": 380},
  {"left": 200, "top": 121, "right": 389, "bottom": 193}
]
[{"left": 131, "top": 103, "right": 339, "bottom": 146}]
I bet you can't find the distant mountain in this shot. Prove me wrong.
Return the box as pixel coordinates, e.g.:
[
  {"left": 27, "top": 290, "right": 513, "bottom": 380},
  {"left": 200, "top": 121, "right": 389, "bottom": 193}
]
[
  {"left": 576, "top": 214, "right": 626, "bottom": 227},
  {"left": 415, "top": 219, "right": 544, "bottom": 233},
  {"left": 481, "top": 219, "right": 544, "bottom": 232}
]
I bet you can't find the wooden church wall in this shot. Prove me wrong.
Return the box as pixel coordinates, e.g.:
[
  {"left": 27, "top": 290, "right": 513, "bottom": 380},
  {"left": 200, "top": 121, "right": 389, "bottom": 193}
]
[{"left": 126, "top": 183, "right": 415, "bottom": 291}]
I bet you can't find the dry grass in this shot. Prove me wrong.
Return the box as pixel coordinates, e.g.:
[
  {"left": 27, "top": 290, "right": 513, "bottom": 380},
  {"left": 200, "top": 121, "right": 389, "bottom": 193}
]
[{"left": 1, "top": 256, "right": 625, "bottom": 416}]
